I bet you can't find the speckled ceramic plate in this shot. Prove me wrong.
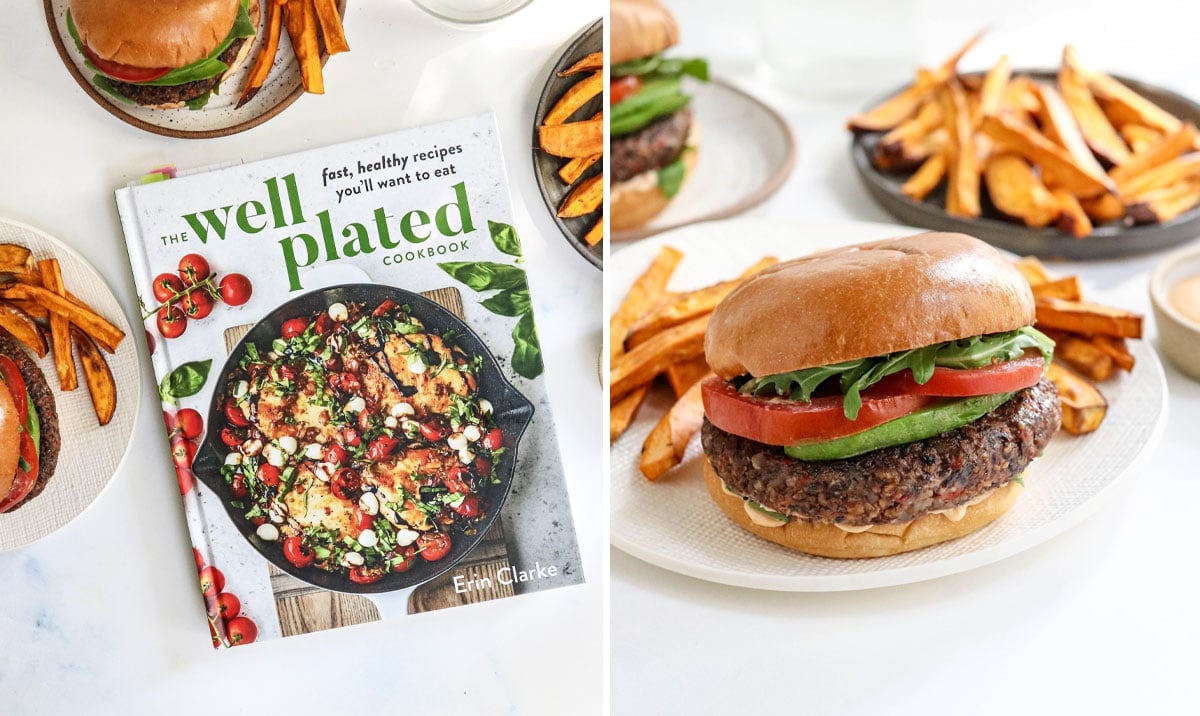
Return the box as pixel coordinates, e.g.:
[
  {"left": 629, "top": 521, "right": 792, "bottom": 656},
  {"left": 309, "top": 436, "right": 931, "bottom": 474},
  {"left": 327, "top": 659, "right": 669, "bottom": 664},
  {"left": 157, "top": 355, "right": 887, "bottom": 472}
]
[
  {"left": 851, "top": 71, "right": 1200, "bottom": 260},
  {"left": 44, "top": 0, "right": 347, "bottom": 139},
  {"left": 610, "top": 219, "right": 1167, "bottom": 591},
  {"left": 0, "top": 218, "right": 141, "bottom": 551}
]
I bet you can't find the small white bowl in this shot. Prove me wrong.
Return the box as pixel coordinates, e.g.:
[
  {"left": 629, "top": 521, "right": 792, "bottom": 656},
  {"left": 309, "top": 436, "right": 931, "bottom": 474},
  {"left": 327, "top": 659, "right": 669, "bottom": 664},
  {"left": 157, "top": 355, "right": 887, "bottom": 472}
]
[
  {"left": 410, "top": 0, "right": 534, "bottom": 29},
  {"left": 1149, "top": 243, "right": 1200, "bottom": 380}
]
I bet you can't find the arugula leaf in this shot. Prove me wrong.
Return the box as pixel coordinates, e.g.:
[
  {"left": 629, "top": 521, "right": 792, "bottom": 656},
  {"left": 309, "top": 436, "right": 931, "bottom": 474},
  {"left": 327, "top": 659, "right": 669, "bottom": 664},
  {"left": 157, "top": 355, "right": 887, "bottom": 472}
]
[
  {"left": 610, "top": 77, "right": 690, "bottom": 136},
  {"left": 741, "top": 328, "right": 1055, "bottom": 420},
  {"left": 611, "top": 54, "right": 709, "bottom": 81},
  {"left": 657, "top": 156, "right": 688, "bottom": 198}
]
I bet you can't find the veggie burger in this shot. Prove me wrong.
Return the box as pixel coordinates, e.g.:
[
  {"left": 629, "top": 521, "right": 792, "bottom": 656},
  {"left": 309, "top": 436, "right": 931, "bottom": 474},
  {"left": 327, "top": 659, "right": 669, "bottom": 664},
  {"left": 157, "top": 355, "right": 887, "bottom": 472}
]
[
  {"left": 0, "top": 332, "right": 60, "bottom": 514},
  {"left": 610, "top": 0, "right": 707, "bottom": 232},
  {"left": 66, "top": 0, "right": 261, "bottom": 110},
  {"left": 701, "top": 232, "right": 1061, "bottom": 558}
]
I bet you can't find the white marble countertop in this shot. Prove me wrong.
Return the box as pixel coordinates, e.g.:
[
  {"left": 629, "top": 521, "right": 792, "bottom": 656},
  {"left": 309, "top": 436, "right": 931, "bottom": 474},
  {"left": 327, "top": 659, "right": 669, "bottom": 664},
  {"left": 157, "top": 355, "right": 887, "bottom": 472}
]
[
  {"left": 612, "top": 1, "right": 1200, "bottom": 713},
  {"left": 0, "top": 1, "right": 603, "bottom": 713}
]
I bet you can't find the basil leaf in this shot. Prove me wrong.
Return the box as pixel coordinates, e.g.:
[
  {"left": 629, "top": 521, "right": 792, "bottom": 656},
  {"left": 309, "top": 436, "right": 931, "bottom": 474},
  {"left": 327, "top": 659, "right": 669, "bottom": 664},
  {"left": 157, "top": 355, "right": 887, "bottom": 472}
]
[
  {"left": 657, "top": 156, "right": 688, "bottom": 198},
  {"left": 488, "top": 220, "right": 523, "bottom": 258},
  {"left": 655, "top": 57, "right": 710, "bottom": 82},
  {"left": 438, "top": 261, "right": 529, "bottom": 292},
  {"left": 158, "top": 360, "right": 213, "bottom": 405},
  {"left": 481, "top": 289, "right": 531, "bottom": 317},
  {"left": 611, "top": 55, "right": 663, "bottom": 77},
  {"left": 610, "top": 78, "right": 691, "bottom": 136},
  {"left": 511, "top": 312, "right": 544, "bottom": 379}
]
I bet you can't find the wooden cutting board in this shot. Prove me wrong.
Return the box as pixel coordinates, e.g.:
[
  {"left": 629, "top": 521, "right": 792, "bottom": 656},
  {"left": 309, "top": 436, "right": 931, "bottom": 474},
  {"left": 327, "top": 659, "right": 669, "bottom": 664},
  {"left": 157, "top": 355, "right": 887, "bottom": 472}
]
[{"left": 221, "top": 287, "right": 514, "bottom": 637}]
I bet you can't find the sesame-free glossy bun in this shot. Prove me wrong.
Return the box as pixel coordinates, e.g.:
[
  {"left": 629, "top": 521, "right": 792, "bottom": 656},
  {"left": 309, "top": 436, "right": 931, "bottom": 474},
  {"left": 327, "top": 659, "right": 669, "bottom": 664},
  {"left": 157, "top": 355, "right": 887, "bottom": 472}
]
[
  {"left": 69, "top": 0, "right": 241, "bottom": 69},
  {"left": 704, "top": 232, "right": 1036, "bottom": 380},
  {"left": 611, "top": 0, "right": 680, "bottom": 65},
  {"left": 703, "top": 459, "right": 1022, "bottom": 559}
]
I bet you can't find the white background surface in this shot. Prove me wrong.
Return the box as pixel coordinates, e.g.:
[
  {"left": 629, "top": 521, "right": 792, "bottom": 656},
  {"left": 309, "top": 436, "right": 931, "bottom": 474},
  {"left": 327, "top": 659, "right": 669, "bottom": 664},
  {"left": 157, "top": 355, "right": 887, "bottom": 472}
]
[
  {"left": 612, "top": 1, "right": 1200, "bottom": 714},
  {"left": 0, "top": 1, "right": 603, "bottom": 714}
]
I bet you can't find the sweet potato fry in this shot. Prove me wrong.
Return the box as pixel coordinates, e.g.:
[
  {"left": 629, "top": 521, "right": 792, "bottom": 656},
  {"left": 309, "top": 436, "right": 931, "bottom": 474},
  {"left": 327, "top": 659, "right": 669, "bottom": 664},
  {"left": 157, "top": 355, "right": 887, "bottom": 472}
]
[
  {"left": 1055, "top": 335, "right": 1114, "bottom": 381},
  {"left": 610, "top": 246, "right": 682, "bottom": 363},
  {"left": 583, "top": 217, "right": 602, "bottom": 247},
  {"left": 1035, "top": 297, "right": 1143, "bottom": 338},
  {"left": 237, "top": 0, "right": 284, "bottom": 107},
  {"left": 1059, "top": 46, "right": 1131, "bottom": 165},
  {"left": 285, "top": 0, "right": 323, "bottom": 94},
  {"left": 5, "top": 299, "right": 48, "bottom": 321},
  {"left": 1117, "top": 153, "right": 1200, "bottom": 198},
  {"left": 1013, "top": 256, "right": 1054, "bottom": 286},
  {"left": 559, "top": 154, "right": 599, "bottom": 184},
  {"left": 984, "top": 153, "right": 1058, "bottom": 227},
  {"left": 902, "top": 151, "right": 947, "bottom": 201},
  {"left": 1091, "top": 335, "right": 1135, "bottom": 371},
  {"left": 313, "top": 0, "right": 349, "bottom": 54},
  {"left": 0, "top": 304, "right": 47, "bottom": 357},
  {"left": 557, "top": 173, "right": 602, "bottom": 218},
  {"left": 0, "top": 284, "right": 125, "bottom": 352},
  {"left": 611, "top": 384, "right": 649, "bottom": 443},
  {"left": 625, "top": 257, "right": 778, "bottom": 348},
  {"left": 538, "top": 117, "right": 602, "bottom": 158},
  {"left": 1033, "top": 84, "right": 1108, "bottom": 181},
  {"left": 665, "top": 355, "right": 710, "bottom": 398},
  {"left": 1125, "top": 180, "right": 1200, "bottom": 224},
  {"left": 640, "top": 378, "right": 710, "bottom": 481},
  {"left": 1079, "top": 192, "right": 1126, "bottom": 223},
  {"left": 877, "top": 102, "right": 942, "bottom": 154},
  {"left": 545, "top": 71, "right": 602, "bottom": 126},
  {"left": 71, "top": 327, "right": 116, "bottom": 426},
  {"left": 611, "top": 314, "right": 708, "bottom": 402},
  {"left": 978, "top": 54, "right": 1012, "bottom": 117},
  {"left": 1002, "top": 76, "right": 1042, "bottom": 123},
  {"left": 1120, "top": 124, "right": 1162, "bottom": 154},
  {"left": 1087, "top": 70, "right": 1183, "bottom": 137},
  {"left": 0, "top": 244, "right": 32, "bottom": 273},
  {"left": 1109, "top": 123, "right": 1197, "bottom": 186},
  {"left": 980, "top": 114, "right": 1113, "bottom": 197},
  {"left": 37, "top": 258, "right": 76, "bottom": 391},
  {"left": 1051, "top": 187, "right": 1093, "bottom": 238},
  {"left": 558, "top": 51, "right": 602, "bottom": 76},
  {"left": 942, "top": 80, "right": 980, "bottom": 218},
  {"left": 1046, "top": 361, "right": 1107, "bottom": 434},
  {"left": 874, "top": 128, "right": 947, "bottom": 172},
  {"left": 1030, "top": 275, "right": 1083, "bottom": 301}
]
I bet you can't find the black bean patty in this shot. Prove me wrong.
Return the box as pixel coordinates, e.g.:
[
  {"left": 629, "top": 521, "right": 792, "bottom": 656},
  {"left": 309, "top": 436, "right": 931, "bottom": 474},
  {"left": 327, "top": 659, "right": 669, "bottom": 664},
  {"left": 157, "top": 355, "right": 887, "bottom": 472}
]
[
  {"left": 702, "top": 379, "right": 1060, "bottom": 527},
  {"left": 0, "top": 332, "right": 61, "bottom": 511},
  {"left": 612, "top": 106, "right": 692, "bottom": 182},
  {"left": 108, "top": 37, "right": 249, "bottom": 107}
]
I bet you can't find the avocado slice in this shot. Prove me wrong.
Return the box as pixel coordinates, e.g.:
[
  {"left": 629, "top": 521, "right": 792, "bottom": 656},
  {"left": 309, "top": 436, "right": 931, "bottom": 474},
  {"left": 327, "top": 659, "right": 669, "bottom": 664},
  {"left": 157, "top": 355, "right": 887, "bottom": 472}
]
[{"left": 783, "top": 392, "right": 1016, "bottom": 462}]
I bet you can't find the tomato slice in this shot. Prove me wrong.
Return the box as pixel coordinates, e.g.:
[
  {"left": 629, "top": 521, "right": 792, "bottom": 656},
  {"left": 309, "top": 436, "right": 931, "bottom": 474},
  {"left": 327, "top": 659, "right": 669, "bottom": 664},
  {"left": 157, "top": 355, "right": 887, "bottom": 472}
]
[
  {"left": 871, "top": 353, "right": 1045, "bottom": 397},
  {"left": 81, "top": 44, "right": 170, "bottom": 83},
  {"left": 610, "top": 75, "right": 642, "bottom": 105},
  {"left": 702, "top": 377, "right": 935, "bottom": 447},
  {"left": 0, "top": 431, "right": 39, "bottom": 512},
  {"left": 0, "top": 356, "right": 28, "bottom": 427}
]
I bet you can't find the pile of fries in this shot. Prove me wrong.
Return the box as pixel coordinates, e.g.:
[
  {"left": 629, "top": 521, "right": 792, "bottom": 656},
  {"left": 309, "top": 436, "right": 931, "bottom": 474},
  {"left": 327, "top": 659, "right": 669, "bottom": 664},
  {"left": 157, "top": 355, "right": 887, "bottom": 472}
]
[
  {"left": 609, "top": 247, "right": 776, "bottom": 480},
  {"left": 1013, "top": 256, "right": 1142, "bottom": 434},
  {"left": 237, "top": 0, "right": 348, "bottom": 107},
  {"left": 0, "top": 244, "right": 125, "bottom": 425},
  {"left": 850, "top": 34, "right": 1200, "bottom": 236},
  {"left": 537, "top": 51, "right": 604, "bottom": 246}
]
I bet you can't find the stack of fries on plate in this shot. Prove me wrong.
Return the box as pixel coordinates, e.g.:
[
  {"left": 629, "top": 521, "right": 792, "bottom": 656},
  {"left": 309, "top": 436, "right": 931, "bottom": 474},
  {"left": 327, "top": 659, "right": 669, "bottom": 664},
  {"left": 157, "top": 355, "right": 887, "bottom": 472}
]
[
  {"left": 850, "top": 34, "right": 1200, "bottom": 236},
  {"left": 238, "top": 0, "right": 349, "bottom": 107},
  {"left": 609, "top": 247, "right": 775, "bottom": 480},
  {"left": 0, "top": 243, "right": 125, "bottom": 425},
  {"left": 537, "top": 51, "right": 604, "bottom": 246}
]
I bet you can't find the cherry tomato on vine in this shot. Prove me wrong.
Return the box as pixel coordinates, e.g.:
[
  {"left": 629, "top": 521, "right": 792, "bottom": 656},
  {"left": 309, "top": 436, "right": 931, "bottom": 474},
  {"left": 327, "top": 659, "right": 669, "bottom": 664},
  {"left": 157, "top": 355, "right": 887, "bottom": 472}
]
[
  {"left": 171, "top": 439, "right": 198, "bottom": 469},
  {"left": 152, "top": 273, "right": 184, "bottom": 304},
  {"left": 182, "top": 288, "right": 215, "bottom": 319},
  {"left": 215, "top": 592, "right": 241, "bottom": 620},
  {"left": 199, "top": 566, "right": 225, "bottom": 597},
  {"left": 178, "top": 254, "right": 210, "bottom": 285},
  {"left": 157, "top": 303, "right": 187, "bottom": 339},
  {"left": 226, "top": 616, "right": 257, "bottom": 646},
  {"left": 175, "top": 408, "right": 203, "bottom": 440},
  {"left": 218, "top": 273, "right": 253, "bottom": 306}
]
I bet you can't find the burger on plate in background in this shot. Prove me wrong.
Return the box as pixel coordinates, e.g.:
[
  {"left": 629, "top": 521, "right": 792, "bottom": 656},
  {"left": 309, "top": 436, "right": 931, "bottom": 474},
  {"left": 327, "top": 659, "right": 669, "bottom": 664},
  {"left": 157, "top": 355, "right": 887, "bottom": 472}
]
[
  {"left": 610, "top": 0, "right": 708, "bottom": 232},
  {"left": 66, "top": 0, "right": 261, "bottom": 110},
  {"left": 700, "top": 232, "right": 1061, "bottom": 558},
  {"left": 0, "top": 332, "right": 61, "bottom": 514}
]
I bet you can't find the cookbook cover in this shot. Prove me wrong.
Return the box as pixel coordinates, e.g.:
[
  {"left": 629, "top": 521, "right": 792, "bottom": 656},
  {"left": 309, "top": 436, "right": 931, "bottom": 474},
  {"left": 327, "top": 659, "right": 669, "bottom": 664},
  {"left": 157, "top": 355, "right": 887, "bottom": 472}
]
[{"left": 115, "top": 112, "right": 584, "bottom": 647}]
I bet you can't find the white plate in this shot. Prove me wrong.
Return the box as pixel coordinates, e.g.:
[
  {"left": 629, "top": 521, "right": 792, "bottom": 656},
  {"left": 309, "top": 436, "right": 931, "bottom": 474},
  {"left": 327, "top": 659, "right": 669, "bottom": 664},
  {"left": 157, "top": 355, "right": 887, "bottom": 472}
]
[
  {"left": 0, "top": 218, "right": 141, "bottom": 550},
  {"left": 610, "top": 219, "right": 1168, "bottom": 591},
  {"left": 612, "top": 78, "right": 797, "bottom": 242},
  {"left": 43, "top": 0, "right": 345, "bottom": 139}
]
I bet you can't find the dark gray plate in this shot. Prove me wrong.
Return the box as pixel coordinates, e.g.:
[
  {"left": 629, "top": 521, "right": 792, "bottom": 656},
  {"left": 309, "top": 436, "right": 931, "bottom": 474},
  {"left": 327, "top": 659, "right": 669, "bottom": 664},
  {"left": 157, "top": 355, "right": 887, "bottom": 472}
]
[
  {"left": 851, "top": 70, "right": 1200, "bottom": 260},
  {"left": 191, "top": 284, "right": 534, "bottom": 594},
  {"left": 532, "top": 18, "right": 603, "bottom": 269}
]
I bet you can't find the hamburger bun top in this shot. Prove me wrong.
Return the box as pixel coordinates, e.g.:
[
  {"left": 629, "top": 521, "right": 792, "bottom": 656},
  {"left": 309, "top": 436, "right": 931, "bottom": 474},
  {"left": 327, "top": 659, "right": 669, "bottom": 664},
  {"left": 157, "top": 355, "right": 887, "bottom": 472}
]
[
  {"left": 611, "top": 0, "right": 680, "bottom": 65},
  {"left": 705, "top": 232, "right": 1036, "bottom": 380},
  {"left": 69, "top": 0, "right": 241, "bottom": 69}
]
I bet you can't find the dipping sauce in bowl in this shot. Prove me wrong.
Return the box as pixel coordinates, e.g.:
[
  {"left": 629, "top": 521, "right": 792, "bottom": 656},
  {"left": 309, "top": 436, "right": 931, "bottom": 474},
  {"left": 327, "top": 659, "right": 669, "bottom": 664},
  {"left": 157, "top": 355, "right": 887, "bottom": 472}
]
[{"left": 1167, "top": 274, "right": 1200, "bottom": 326}]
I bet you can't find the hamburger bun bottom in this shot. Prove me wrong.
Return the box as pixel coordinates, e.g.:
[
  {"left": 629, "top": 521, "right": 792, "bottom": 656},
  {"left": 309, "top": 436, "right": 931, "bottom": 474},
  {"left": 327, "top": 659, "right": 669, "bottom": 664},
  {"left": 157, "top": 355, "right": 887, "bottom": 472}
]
[
  {"left": 702, "top": 458, "right": 1023, "bottom": 559},
  {"left": 611, "top": 143, "right": 698, "bottom": 232}
]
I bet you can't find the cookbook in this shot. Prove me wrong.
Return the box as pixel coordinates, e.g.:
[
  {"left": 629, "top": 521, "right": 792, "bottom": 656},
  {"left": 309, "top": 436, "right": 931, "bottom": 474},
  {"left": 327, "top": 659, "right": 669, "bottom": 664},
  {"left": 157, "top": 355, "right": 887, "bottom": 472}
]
[{"left": 115, "top": 113, "right": 584, "bottom": 647}]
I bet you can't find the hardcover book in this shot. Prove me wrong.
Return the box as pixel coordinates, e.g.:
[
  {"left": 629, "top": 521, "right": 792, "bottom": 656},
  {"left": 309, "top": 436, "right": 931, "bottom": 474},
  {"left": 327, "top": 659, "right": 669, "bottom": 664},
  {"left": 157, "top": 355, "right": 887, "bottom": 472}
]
[{"left": 115, "top": 112, "right": 584, "bottom": 646}]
